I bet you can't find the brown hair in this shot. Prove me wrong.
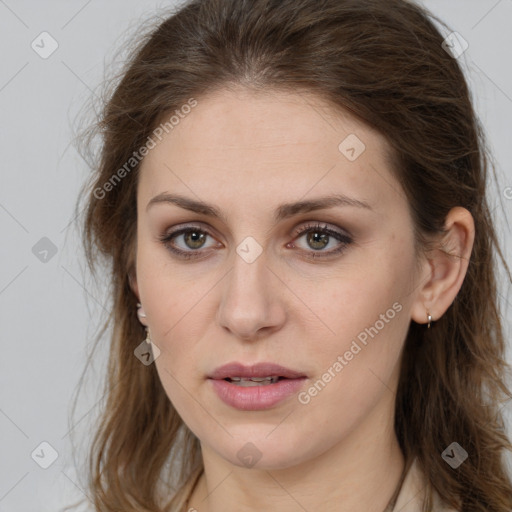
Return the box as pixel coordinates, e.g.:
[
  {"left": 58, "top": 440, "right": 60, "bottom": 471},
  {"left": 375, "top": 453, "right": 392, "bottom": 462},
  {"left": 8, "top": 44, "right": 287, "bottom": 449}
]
[{"left": 72, "top": 0, "right": 512, "bottom": 510}]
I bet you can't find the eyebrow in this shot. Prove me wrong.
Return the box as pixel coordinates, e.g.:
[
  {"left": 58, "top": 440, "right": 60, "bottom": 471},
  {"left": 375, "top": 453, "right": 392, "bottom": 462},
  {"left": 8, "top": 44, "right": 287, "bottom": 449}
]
[{"left": 146, "top": 192, "right": 373, "bottom": 222}]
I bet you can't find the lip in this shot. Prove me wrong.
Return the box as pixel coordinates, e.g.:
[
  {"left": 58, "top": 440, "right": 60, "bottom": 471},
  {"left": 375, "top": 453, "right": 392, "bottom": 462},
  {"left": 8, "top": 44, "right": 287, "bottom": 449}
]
[{"left": 208, "top": 362, "right": 307, "bottom": 411}]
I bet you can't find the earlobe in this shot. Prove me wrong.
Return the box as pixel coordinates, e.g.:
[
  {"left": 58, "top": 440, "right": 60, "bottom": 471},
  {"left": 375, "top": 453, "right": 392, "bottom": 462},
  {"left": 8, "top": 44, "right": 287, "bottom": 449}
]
[{"left": 411, "top": 207, "right": 475, "bottom": 326}]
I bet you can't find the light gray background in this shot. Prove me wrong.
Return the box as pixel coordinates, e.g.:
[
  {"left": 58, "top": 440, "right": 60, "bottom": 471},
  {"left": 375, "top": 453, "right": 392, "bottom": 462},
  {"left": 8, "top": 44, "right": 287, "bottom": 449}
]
[{"left": 0, "top": 1, "right": 511, "bottom": 510}]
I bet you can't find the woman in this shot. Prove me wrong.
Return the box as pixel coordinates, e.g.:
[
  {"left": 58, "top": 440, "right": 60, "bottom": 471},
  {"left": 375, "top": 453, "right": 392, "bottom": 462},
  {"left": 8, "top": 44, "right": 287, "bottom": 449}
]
[{"left": 75, "top": 0, "right": 512, "bottom": 510}]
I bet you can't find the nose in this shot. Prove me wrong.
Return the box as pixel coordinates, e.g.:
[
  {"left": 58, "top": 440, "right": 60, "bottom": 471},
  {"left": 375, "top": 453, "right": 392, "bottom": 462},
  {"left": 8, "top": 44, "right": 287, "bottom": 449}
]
[{"left": 216, "top": 250, "right": 287, "bottom": 341}]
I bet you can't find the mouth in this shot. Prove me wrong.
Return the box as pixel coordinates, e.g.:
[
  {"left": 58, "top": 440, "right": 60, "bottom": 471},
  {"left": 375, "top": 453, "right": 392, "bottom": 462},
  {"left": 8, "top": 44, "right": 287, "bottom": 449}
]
[
  {"left": 208, "top": 362, "right": 306, "bottom": 381},
  {"left": 208, "top": 362, "right": 307, "bottom": 410}
]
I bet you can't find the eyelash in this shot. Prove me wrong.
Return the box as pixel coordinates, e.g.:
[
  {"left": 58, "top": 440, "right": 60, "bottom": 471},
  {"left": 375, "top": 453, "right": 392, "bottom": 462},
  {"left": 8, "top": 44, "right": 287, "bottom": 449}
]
[{"left": 158, "top": 222, "right": 353, "bottom": 261}]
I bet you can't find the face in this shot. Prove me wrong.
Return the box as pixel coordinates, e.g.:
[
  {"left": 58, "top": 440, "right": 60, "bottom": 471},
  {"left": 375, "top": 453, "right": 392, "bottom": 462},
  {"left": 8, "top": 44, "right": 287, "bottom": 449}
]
[{"left": 134, "top": 87, "right": 425, "bottom": 471}]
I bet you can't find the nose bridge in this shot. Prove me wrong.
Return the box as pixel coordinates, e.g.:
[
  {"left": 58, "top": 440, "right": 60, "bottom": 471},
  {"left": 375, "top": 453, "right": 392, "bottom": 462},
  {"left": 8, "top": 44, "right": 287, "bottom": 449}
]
[
  {"left": 225, "top": 244, "right": 271, "bottom": 313},
  {"left": 234, "top": 243, "right": 268, "bottom": 292},
  {"left": 216, "top": 241, "right": 285, "bottom": 339}
]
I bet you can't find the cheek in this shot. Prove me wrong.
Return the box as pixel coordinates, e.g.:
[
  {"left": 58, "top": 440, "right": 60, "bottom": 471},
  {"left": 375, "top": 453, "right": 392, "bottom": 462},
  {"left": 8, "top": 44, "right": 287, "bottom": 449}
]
[
  {"left": 135, "top": 251, "right": 205, "bottom": 371},
  {"left": 136, "top": 241, "right": 210, "bottom": 324},
  {"left": 301, "top": 253, "right": 413, "bottom": 339},
  {"left": 294, "top": 280, "right": 410, "bottom": 433},
  {"left": 295, "top": 243, "right": 415, "bottom": 378}
]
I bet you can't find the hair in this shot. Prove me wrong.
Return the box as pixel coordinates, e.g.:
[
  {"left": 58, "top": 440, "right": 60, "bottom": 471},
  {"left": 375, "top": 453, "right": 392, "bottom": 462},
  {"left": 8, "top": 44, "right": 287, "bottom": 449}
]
[{"left": 71, "top": 0, "right": 512, "bottom": 510}]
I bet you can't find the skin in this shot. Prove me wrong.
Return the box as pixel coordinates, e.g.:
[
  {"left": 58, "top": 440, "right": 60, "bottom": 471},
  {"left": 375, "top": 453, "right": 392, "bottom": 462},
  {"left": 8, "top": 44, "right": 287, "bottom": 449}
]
[{"left": 131, "top": 86, "right": 475, "bottom": 512}]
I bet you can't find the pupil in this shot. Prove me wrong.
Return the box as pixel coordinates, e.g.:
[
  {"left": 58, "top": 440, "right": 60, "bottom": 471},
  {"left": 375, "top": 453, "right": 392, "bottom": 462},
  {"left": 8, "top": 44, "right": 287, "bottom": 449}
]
[
  {"left": 185, "top": 231, "right": 205, "bottom": 249},
  {"left": 308, "top": 232, "right": 328, "bottom": 250}
]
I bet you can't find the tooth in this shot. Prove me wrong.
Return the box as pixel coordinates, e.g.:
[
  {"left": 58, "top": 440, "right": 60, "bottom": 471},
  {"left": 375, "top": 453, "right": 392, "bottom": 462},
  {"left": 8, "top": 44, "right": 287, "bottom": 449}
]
[
  {"left": 236, "top": 380, "right": 265, "bottom": 387},
  {"left": 228, "top": 376, "right": 280, "bottom": 386},
  {"left": 229, "top": 377, "right": 274, "bottom": 382}
]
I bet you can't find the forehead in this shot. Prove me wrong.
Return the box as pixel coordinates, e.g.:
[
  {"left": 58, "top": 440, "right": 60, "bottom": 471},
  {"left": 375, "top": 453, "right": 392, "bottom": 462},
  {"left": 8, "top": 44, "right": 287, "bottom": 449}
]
[
  {"left": 138, "top": 87, "right": 402, "bottom": 216},
  {"left": 149, "top": 87, "right": 389, "bottom": 157}
]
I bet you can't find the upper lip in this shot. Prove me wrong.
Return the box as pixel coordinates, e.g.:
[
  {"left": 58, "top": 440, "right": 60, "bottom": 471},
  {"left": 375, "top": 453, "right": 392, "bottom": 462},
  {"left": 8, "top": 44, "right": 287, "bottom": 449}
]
[{"left": 208, "top": 362, "right": 306, "bottom": 380}]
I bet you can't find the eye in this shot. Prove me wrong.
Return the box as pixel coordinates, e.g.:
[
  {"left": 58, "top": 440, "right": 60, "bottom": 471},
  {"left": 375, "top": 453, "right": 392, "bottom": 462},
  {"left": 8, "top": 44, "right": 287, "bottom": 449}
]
[
  {"left": 159, "top": 225, "right": 221, "bottom": 259},
  {"left": 158, "top": 222, "right": 353, "bottom": 261},
  {"left": 288, "top": 222, "right": 353, "bottom": 258}
]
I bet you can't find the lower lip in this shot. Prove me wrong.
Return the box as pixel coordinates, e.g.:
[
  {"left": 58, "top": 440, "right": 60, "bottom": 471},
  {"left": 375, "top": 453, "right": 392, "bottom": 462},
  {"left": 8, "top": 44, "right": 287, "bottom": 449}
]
[{"left": 209, "top": 378, "right": 307, "bottom": 411}]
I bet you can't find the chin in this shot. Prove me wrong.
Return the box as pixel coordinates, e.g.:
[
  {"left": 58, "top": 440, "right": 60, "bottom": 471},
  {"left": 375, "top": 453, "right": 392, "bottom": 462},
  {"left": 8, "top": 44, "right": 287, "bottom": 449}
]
[{"left": 215, "top": 431, "right": 317, "bottom": 471}]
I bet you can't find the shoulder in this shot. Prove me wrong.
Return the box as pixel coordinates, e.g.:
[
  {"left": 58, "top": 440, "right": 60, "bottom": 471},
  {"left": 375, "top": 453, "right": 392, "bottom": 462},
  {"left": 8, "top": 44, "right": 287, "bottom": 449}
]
[{"left": 391, "top": 458, "right": 460, "bottom": 512}]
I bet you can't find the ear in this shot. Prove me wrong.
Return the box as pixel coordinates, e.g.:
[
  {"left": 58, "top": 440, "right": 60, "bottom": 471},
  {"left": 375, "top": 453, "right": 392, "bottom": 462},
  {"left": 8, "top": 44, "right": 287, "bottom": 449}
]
[
  {"left": 128, "top": 269, "right": 148, "bottom": 327},
  {"left": 128, "top": 268, "right": 140, "bottom": 301},
  {"left": 411, "top": 207, "right": 475, "bottom": 325}
]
